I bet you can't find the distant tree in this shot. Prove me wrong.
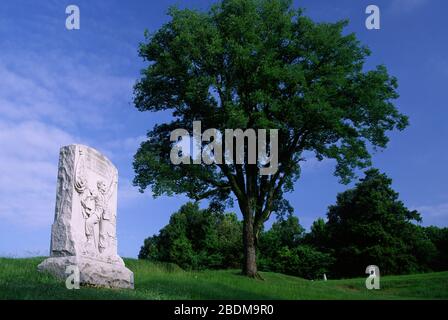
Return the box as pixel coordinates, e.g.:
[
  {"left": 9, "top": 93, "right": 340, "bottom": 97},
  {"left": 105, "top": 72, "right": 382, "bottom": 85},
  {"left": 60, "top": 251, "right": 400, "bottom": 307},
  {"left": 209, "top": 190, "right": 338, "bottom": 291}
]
[
  {"left": 324, "top": 169, "right": 436, "bottom": 277},
  {"left": 138, "top": 202, "right": 243, "bottom": 269},
  {"left": 138, "top": 236, "right": 159, "bottom": 261},
  {"left": 258, "top": 213, "right": 304, "bottom": 261},
  {"left": 274, "top": 245, "right": 334, "bottom": 279},
  {"left": 304, "top": 217, "right": 331, "bottom": 252},
  {"left": 133, "top": 0, "right": 408, "bottom": 277},
  {"left": 424, "top": 226, "right": 448, "bottom": 271},
  {"left": 264, "top": 214, "right": 304, "bottom": 247},
  {"left": 258, "top": 214, "right": 333, "bottom": 279}
]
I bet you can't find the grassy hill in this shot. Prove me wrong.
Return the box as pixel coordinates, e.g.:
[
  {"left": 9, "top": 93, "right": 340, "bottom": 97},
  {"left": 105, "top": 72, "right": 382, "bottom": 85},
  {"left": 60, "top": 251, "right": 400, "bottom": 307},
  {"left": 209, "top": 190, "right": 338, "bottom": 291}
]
[{"left": 0, "top": 257, "right": 447, "bottom": 299}]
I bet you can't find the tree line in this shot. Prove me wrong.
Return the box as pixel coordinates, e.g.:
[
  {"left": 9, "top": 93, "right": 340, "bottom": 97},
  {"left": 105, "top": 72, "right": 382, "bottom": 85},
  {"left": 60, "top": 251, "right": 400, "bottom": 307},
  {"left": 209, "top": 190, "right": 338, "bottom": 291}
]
[{"left": 139, "top": 169, "right": 448, "bottom": 279}]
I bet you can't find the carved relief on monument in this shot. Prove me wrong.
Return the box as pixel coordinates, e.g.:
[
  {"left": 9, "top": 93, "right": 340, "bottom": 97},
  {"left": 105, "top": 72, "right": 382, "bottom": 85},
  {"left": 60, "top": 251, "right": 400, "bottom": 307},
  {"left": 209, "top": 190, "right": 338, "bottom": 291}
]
[{"left": 73, "top": 146, "right": 119, "bottom": 262}]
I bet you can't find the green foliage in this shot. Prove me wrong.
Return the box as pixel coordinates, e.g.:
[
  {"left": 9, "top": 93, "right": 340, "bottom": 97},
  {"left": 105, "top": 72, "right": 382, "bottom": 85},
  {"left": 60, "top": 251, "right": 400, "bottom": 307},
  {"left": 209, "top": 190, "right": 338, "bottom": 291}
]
[
  {"left": 309, "top": 169, "right": 438, "bottom": 277},
  {"left": 132, "top": 0, "right": 408, "bottom": 274},
  {"left": 258, "top": 214, "right": 304, "bottom": 254},
  {"left": 258, "top": 214, "right": 333, "bottom": 279},
  {"left": 138, "top": 202, "right": 243, "bottom": 269},
  {"left": 424, "top": 226, "right": 448, "bottom": 271},
  {"left": 276, "top": 245, "right": 334, "bottom": 279},
  {"left": 259, "top": 244, "right": 334, "bottom": 280},
  {"left": 305, "top": 218, "right": 332, "bottom": 252}
]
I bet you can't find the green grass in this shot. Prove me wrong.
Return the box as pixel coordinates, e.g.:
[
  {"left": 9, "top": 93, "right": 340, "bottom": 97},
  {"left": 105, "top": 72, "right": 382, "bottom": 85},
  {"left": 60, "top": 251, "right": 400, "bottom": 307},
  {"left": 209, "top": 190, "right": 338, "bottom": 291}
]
[{"left": 0, "top": 257, "right": 447, "bottom": 299}]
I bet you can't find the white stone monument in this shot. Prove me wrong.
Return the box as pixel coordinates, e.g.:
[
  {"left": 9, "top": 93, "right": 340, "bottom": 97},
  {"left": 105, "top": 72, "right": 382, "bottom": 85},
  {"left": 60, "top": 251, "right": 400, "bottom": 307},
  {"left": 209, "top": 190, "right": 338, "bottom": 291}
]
[{"left": 38, "top": 144, "right": 134, "bottom": 289}]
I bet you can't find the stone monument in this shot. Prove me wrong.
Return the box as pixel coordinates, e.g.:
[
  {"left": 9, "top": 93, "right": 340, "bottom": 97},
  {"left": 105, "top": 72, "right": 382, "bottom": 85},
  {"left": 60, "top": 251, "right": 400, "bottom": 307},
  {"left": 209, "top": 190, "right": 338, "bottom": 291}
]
[{"left": 38, "top": 144, "right": 134, "bottom": 289}]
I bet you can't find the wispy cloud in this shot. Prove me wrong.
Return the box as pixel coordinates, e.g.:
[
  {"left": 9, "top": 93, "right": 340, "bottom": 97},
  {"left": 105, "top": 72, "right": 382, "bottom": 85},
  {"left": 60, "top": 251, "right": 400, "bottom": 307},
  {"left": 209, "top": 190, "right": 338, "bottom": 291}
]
[
  {"left": 413, "top": 203, "right": 448, "bottom": 218},
  {"left": 0, "top": 51, "right": 137, "bottom": 227},
  {"left": 300, "top": 152, "right": 333, "bottom": 173},
  {"left": 413, "top": 203, "right": 448, "bottom": 226},
  {"left": 103, "top": 135, "right": 147, "bottom": 161},
  {"left": 428, "top": 54, "right": 448, "bottom": 78},
  {"left": 118, "top": 177, "right": 149, "bottom": 205},
  {"left": 389, "top": 0, "right": 429, "bottom": 14},
  {"left": 0, "top": 119, "right": 78, "bottom": 226}
]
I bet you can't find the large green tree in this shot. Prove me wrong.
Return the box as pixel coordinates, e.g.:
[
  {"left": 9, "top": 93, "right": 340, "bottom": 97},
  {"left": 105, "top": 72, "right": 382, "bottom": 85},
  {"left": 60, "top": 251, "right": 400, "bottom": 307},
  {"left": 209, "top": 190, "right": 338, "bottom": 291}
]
[{"left": 133, "top": 0, "right": 408, "bottom": 277}]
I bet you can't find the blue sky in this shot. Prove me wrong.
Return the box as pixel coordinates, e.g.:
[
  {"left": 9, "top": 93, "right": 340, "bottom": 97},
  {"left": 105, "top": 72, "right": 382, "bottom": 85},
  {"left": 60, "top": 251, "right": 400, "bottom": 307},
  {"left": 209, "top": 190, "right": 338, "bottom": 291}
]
[{"left": 0, "top": 0, "right": 447, "bottom": 258}]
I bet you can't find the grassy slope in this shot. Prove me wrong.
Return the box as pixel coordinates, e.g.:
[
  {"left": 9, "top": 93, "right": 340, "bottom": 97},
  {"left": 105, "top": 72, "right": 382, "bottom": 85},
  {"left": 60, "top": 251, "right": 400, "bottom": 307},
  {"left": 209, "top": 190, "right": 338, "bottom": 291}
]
[{"left": 0, "top": 257, "right": 447, "bottom": 300}]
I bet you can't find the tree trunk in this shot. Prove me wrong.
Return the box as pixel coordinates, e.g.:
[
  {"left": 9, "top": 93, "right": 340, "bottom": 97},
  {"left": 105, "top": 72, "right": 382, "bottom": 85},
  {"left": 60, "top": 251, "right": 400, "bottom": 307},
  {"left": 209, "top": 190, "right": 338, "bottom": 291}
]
[{"left": 242, "top": 214, "right": 258, "bottom": 277}]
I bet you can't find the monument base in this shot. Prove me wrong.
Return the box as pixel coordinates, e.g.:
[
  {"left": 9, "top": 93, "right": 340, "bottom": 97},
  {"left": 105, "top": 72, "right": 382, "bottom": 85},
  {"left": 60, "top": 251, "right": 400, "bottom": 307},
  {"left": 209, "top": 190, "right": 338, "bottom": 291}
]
[{"left": 37, "top": 256, "right": 134, "bottom": 289}]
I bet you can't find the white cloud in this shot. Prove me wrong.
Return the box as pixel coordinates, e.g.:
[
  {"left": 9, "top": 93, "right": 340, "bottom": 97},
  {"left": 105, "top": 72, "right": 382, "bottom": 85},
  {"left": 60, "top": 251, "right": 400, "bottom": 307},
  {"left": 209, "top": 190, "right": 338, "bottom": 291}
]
[
  {"left": 413, "top": 203, "right": 448, "bottom": 218},
  {"left": 412, "top": 202, "right": 448, "bottom": 227},
  {"left": 0, "top": 63, "right": 72, "bottom": 125},
  {"left": 389, "top": 0, "right": 429, "bottom": 14},
  {"left": 118, "top": 178, "right": 148, "bottom": 205},
  {"left": 103, "top": 135, "right": 147, "bottom": 160},
  {"left": 0, "top": 120, "right": 78, "bottom": 227},
  {"left": 0, "top": 51, "right": 137, "bottom": 228},
  {"left": 0, "top": 52, "right": 135, "bottom": 129},
  {"left": 300, "top": 152, "right": 332, "bottom": 173}
]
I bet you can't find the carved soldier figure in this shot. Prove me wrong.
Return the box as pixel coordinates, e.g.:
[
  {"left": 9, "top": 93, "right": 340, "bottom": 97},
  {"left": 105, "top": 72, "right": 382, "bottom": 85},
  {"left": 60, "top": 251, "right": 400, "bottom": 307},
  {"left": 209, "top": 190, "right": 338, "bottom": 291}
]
[
  {"left": 74, "top": 148, "right": 117, "bottom": 254},
  {"left": 84, "top": 178, "right": 116, "bottom": 253}
]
